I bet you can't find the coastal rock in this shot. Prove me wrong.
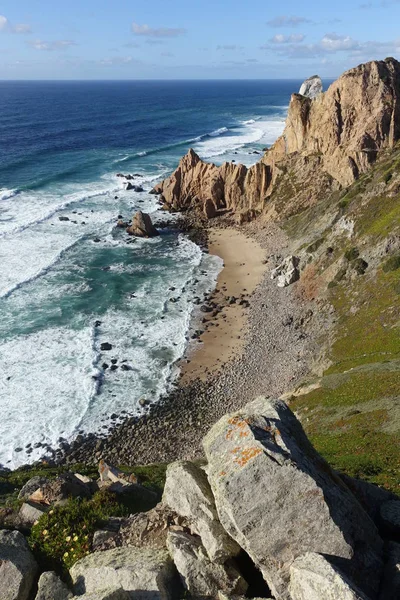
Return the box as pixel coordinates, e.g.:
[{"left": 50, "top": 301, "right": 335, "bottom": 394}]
[
  {"left": 35, "top": 571, "right": 73, "bottom": 600},
  {"left": 204, "top": 198, "right": 217, "bottom": 219},
  {"left": 167, "top": 530, "right": 247, "bottom": 598},
  {"left": 340, "top": 474, "right": 397, "bottom": 523},
  {"left": 203, "top": 397, "right": 383, "bottom": 600},
  {"left": 163, "top": 461, "right": 240, "bottom": 563},
  {"left": 98, "top": 460, "right": 138, "bottom": 485},
  {"left": 271, "top": 256, "right": 300, "bottom": 287},
  {"left": 0, "top": 529, "right": 38, "bottom": 600},
  {"left": 288, "top": 553, "right": 369, "bottom": 600},
  {"left": 298, "top": 75, "right": 323, "bottom": 99},
  {"left": 379, "top": 500, "right": 400, "bottom": 537},
  {"left": 18, "top": 476, "right": 50, "bottom": 500},
  {"left": 126, "top": 211, "right": 159, "bottom": 238},
  {"left": 70, "top": 547, "right": 180, "bottom": 599},
  {"left": 379, "top": 542, "right": 400, "bottom": 600},
  {"left": 19, "top": 501, "right": 48, "bottom": 527},
  {"left": 78, "top": 592, "right": 130, "bottom": 600},
  {"left": 29, "top": 472, "right": 93, "bottom": 506}
]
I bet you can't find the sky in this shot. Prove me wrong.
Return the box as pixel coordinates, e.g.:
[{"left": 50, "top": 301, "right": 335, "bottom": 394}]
[{"left": 0, "top": 0, "right": 400, "bottom": 80}]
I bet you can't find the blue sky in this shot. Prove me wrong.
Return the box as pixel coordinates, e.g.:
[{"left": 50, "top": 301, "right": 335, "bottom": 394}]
[{"left": 0, "top": 0, "right": 399, "bottom": 79}]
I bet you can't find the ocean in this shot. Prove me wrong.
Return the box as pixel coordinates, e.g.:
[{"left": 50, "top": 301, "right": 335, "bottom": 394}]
[{"left": 0, "top": 79, "right": 298, "bottom": 468}]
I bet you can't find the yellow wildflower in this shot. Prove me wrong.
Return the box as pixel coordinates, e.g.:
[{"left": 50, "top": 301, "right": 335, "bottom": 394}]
[{"left": 65, "top": 536, "right": 71, "bottom": 542}]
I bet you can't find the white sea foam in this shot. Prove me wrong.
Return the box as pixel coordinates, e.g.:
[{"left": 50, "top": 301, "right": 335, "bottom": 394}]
[{"left": 0, "top": 188, "right": 19, "bottom": 201}]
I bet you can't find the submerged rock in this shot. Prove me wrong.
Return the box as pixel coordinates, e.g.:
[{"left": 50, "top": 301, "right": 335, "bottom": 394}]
[{"left": 203, "top": 397, "right": 383, "bottom": 600}]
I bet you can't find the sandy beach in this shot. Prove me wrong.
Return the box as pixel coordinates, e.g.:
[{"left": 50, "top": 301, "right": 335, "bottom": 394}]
[
  {"left": 179, "top": 228, "right": 267, "bottom": 383},
  {"left": 60, "top": 219, "right": 320, "bottom": 467}
]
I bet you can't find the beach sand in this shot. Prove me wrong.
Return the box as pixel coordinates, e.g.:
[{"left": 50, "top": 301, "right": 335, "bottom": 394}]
[{"left": 179, "top": 227, "right": 267, "bottom": 383}]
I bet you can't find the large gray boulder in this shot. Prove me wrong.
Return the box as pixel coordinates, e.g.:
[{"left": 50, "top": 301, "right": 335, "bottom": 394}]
[
  {"left": 0, "top": 529, "right": 38, "bottom": 600},
  {"left": 299, "top": 75, "right": 323, "bottom": 99},
  {"left": 288, "top": 553, "right": 369, "bottom": 600},
  {"left": 167, "top": 531, "right": 247, "bottom": 598},
  {"left": 79, "top": 592, "right": 130, "bottom": 600},
  {"left": 162, "top": 461, "right": 240, "bottom": 563},
  {"left": 35, "top": 571, "right": 72, "bottom": 600},
  {"left": 203, "top": 397, "right": 383, "bottom": 600},
  {"left": 19, "top": 501, "right": 48, "bottom": 527},
  {"left": 18, "top": 476, "right": 50, "bottom": 500},
  {"left": 271, "top": 256, "right": 300, "bottom": 287},
  {"left": 70, "top": 547, "right": 180, "bottom": 599}
]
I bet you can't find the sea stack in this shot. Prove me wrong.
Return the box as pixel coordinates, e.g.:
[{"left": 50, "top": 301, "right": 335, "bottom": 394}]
[{"left": 126, "top": 211, "right": 159, "bottom": 238}]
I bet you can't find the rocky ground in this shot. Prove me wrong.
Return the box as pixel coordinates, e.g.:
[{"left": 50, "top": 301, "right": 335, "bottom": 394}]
[{"left": 58, "top": 218, "right": 327, "bottom": 467}]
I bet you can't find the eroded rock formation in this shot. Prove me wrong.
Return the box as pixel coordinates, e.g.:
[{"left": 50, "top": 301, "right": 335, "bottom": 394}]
[{"left": 152, "top": 58, "right": 400, "bottom": 220}]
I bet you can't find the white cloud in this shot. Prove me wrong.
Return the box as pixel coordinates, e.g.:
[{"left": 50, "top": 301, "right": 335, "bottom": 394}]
[
  {"left": 99, "top": 56, "right": 134, "bottom": 66},
  {"left": 270, "top": 34, "right": 305, "bottom": 44},
  {"left": 131, "top": 21, "right": 186, "bottom": 38},
  {"left": 28, "top": 39, "right": 76, "bottom": 51},
  {"left": 216, "top": 44, "right": 244, "bottom": 51},
  {"left": 0, "top": 14, "right": 31, "bottom": 33},
  {"left": 267, "top": 15, "right": 312, "bottom": 27},
  {"left": 320, "top": 33, "right": 359, "bottom": 51}
]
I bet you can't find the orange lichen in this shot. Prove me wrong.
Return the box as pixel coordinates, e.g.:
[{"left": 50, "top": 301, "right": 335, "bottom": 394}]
[
  {"left": 219, "top": 471, "right": 227, "bottom": 477},
  {"left": 226, "top": 416, "right": 250, "bottom": 440},
  {"left": 231, "top": 446, "right": 262, "bottom": 467}
]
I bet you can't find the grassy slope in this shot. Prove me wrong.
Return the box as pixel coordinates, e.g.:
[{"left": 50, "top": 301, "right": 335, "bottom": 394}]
[{"left": 282, "top": 147, "right": 400, "bottom": 493}]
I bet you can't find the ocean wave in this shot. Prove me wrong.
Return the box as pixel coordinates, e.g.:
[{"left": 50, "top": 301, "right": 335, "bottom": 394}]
[
  {"left": 209, "top": 126, "right": 229, "bottom": 137},
  {"left": 0, "top": 188, "right": 20, "bottom": 201}
]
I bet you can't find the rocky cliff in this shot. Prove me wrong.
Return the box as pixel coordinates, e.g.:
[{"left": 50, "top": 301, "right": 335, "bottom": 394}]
[{"left": 152, "top": 58, "right": 400, "bottom": 220}]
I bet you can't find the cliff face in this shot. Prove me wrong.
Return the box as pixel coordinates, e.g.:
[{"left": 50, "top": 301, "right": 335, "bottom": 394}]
[
  {"left": 274, "top": 57, "right": 400, "bottom": 186},
  {"left": 153, "top": 58, "right": 400, "bottom": 219}
]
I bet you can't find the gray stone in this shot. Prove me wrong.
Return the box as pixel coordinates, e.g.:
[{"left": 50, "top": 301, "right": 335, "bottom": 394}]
[
  {"left": 203, "top": 397, "right": 383, "bottom": 600},
  {"left": 70, "top": 547, "right": 180, "bottom": 599},
  {"left": 79, "top": 592, "right": 130, "bottom": 600},
  {"left": 271, "top": 256, "right": 300, "bottom": 287},
  {"left": 0, "top": 529, "right": 38, "bottom": 600},
  {"left": 299, "top": 75, "right": 323, "bottom": 99},
  {"left": 289, "top": 553, "right": 369, "bottom": 600},
  {"left": 18, "top": 476, "right": 49, "bottom": 500},
  {"left": 92, "top": 529, "right": 119, "bottom": 550},
  {"left": 35, "top": 571, "right": 72, "bottom": 600},
  {"left": 380, "top": 500, "right": 400, "bottom": 537},
  {"left": 162, "top": 461, "right": 240, "bottom": 563},
  {"left": 29, "top": 472, "right": 92, "bottom": 506},
  {"left": 379, "top": 542, "right": 400, "bottom": 600},
  {"left": 19, "top": 501, "right": 48, "bottom": 527},
  {"left": 340, "top": 473, "right": 397, "bottom": 523},
  {"left": 167, "top": 530, "right": 247, "bottom": 599}
]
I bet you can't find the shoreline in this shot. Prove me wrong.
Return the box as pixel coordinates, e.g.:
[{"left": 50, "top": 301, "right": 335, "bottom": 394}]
[{"left": 54, "top": 216, "right": 319, "bottom": 468}]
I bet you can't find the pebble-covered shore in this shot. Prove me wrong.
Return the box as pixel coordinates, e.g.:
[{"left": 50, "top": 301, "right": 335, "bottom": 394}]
[{"left": 56, "top": 217, "right": 325, "bottom": 467}]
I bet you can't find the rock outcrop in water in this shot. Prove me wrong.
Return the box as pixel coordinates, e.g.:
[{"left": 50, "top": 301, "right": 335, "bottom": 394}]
[
  {"left": 152, "top": 58, "right": 400, "bottom": 219},
  {"left": 126, "top": 211, "right": 159, "bottom": 237}
]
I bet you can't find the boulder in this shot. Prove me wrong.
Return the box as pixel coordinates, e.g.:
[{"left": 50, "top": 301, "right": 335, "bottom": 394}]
[
  {"left": 167, "top": 530, "right": 247, "bottom": 598},
  {"left": 163, "top": 461, "right": 240, "bottom": 563},
  {"left": 203, "top": 397, "right": 383, "bottom": 600},
  {"left": 98, "top": 460, "right": 138, "bottom": 485},
  {"left": 29, "top": 472, "right": 93, "bottom": 506},
  {"left": 379, "top": 542, "right": 400, "bottom": 599},
  {"left": 299, "top": 75, "right": 323, "bottom": 99},
  {"left": 340, "top": 474, "right": 397, "bottom": 523},
  {"left": 379, "top": 500, "right": 400, "bottom": 538},
  {"left": 19, "top": 501, "right": 48, "bottom": 527},
  {"left": 288, "top": 553, "right": 369, "bottom": 600},
  {"left": 0, "top": 529, "right": 38, "bottom": 600},
  {"left": 271, "top": 256, "right": 300, "bottom": 287},
  {"left": 35, "top": 571, "right": 72, "bottom": 600},
  {"left": 18, "top": 476, "right": 50, "bottom": 500},
  {"left": 79, "top": 592, "right": 130, "bottom": 600},
  {"left": 126, "top": 211, "right": 159, "bottom": 238},
  {"left": 70, "top": 547, "right": 180, "bottom": 599}
]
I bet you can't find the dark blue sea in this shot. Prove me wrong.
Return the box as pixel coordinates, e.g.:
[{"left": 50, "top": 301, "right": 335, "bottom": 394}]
[{"left": 0, "top": 79, "right": 298, "bottom": 466}]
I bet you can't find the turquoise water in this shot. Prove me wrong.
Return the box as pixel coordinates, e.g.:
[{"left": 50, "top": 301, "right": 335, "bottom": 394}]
[{"left": 0, "top": 80, "right": 295, "bottom": 467}]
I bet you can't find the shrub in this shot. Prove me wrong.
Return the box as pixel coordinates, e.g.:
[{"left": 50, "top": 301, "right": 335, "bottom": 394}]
[
  {"left": 306, "top": 237, "right": 324, "bottom": 253},
  {"left": 353, "top": 258, "right": 368, "bottom": 275},
  {"left": 344, "top": 247, "right": 360, "bottom": 262},
  {"left": 29, "top": 490, "right": 125, "bottom": 572},
  {"left": 383, "top": 254, "right": 400, "bottom": 272}
]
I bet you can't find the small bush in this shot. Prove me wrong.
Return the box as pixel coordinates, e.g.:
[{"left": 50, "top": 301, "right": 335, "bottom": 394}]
[
  {"left": 383, "top": 254, "right": 400, "bottom": 272},
  {"left": 338, "top": 199, "right": 349, "bottom": 210},
  {"left": 384, "top": 171, "right": 393, "bottom": 184},
  {"left": 29, "top": 490, "right": 125, "bottom": 572},
  {"left": 306, "top": 237, "right": 324, "bottom": 253},
  {"left": 353, "top": 258, "right": 368, "bottom": 275},
  {"left": 344, "top": 247, "right": 360, "bottom": 262}
]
